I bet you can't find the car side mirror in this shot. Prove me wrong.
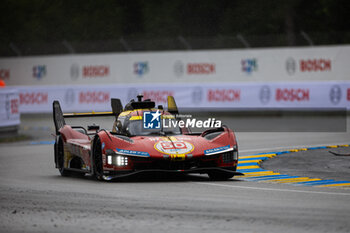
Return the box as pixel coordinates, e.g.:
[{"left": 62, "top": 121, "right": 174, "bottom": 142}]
[{"left": 88, "top": 124, "right": 100, "bottom": 131}]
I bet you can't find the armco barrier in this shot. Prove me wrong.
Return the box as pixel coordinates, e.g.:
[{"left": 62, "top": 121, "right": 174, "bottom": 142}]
[
  {"left": 0, "top": 88, "right": 20, "bottom": 133},
  {"left": 15, "top": 81, "right": 350, "bottom": 113}
]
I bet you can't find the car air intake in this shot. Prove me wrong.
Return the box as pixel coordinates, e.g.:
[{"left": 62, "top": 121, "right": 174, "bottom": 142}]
[{"left": 222, "top": 151, "right": 234, "bottom": 163}]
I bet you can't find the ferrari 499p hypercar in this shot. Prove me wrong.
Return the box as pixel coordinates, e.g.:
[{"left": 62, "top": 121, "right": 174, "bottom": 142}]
[{"left": 53, "top": 95, "right": 242, "bottom": 181}]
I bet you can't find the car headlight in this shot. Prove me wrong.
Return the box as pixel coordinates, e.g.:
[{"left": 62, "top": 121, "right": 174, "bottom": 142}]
[
  {"left": 107, "top": 155, "right": 128, "bottom": 166},
  {"left": 233, "top": 145, "right": 238, "bottom": 160},
  {"left": 233, "top": 150, "right": 238, "bottom": 160}
]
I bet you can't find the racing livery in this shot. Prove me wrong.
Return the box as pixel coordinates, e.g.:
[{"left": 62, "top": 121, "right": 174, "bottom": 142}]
[{"left": 53, "top": 95, "right": 242, "bottom": 181}]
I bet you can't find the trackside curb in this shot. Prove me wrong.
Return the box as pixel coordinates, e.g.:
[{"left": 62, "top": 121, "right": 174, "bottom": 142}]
[{"left": 237, "top": 144, "right": 350, "bottom": 189}]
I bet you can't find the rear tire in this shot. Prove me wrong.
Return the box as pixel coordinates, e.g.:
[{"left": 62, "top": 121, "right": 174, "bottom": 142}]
[
  {"left": 57, "top": 136, "right": 85, "bottom": 177},
  {"left": 56, "top": 136, "right": 71, "bottom": 177},
  {"left": 208, "top": 172, "right": 234, "bottom": 181}
]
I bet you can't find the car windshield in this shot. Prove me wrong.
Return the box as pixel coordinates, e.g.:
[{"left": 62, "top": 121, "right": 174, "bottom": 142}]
[{"left": 125, "top": 119, "right": 181, "bottom": 136}]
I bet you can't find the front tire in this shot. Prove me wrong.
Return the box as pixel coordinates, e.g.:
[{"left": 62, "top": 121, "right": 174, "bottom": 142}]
[{"left": 92, "top": 136, "right": 104, "bottom": 180}]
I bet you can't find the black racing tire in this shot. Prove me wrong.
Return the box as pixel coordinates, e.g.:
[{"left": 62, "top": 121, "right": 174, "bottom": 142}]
[
  {"left": 208, "top": 171, "right": 234, "bottom": 181},
  {"left": 92, "top": 136, "right": 104, "bottom": 180},
  {"left": 57, "top": 136, "right": 85, "bottom": 178},
  {"left": 57, "top": 136, "right": 72, "bottom": 177}
]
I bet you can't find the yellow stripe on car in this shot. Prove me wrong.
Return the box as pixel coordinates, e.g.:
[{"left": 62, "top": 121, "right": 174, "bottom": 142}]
[{"left": 130, "top": 116, "right": 142, "bottom": 120}]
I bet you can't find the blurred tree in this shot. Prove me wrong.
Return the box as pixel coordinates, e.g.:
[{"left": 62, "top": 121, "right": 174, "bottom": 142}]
[{"left": 0, "top": 0, "right": 349, "bottom": 55}]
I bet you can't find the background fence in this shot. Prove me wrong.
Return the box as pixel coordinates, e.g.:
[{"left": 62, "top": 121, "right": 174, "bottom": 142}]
[{"left": 1, "top": 31, "right": 350, "bottom": 57}]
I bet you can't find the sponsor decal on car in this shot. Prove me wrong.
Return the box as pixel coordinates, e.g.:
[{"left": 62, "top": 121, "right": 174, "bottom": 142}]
[
  {"left": 116, "top": 148, "right": 150, "bottom": 157},
  {"left": 154, "top": 141, "right": 194, "bottom": 155},
  {"left": 204, "top": 145, "right": 231, "bottom": 155}
]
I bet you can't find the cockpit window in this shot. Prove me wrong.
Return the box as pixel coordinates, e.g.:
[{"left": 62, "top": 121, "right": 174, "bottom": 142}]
[
  {"left": 121, "top": 119, "right": 181, "bottom": 136},
  {"left": 115, "top": 111, "right": 182, "bottom": 136}
]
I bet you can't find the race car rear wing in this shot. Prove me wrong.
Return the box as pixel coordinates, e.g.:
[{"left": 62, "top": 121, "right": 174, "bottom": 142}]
[{"left": 53, "top": 99, "right": 123, "bottom": 134}]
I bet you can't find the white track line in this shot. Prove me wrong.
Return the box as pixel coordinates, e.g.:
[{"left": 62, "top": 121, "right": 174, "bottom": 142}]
[{"left": 192, "top": 182, "right": 350, "bottom": 196}]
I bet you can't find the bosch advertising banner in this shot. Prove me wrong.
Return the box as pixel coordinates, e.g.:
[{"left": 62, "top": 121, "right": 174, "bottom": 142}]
[
  {"left": 14, "top": 82, "right": 350, "bottom": 113},
  {"left": 1, "top": 45, "right": 350, "bottom": 86},
  {"left": 0, "top": 89, "right": 20, "bottom": 127}
]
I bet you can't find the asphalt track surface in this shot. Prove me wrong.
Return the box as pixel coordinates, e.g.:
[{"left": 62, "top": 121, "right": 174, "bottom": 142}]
[{"left": 1, "top": 114, "right": 350, "bottom": 233}]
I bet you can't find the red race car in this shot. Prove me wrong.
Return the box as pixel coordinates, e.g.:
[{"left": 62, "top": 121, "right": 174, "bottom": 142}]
[{"left": 53, "top": 95, "right": 242, "bottom": 181}]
